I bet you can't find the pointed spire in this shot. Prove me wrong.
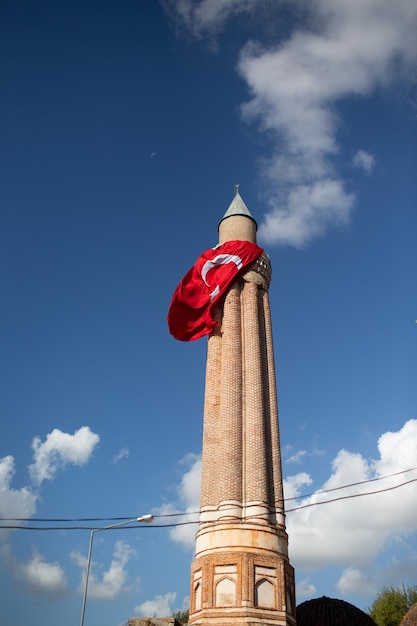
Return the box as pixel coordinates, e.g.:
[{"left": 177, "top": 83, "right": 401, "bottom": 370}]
[{"left": 218, "top": 184, "right": 258, "bottom": 231}]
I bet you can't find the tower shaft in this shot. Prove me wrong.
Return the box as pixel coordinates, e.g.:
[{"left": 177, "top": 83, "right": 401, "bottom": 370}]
[{"left": 188, "top": 192, "right": 296, "bottom": 626}]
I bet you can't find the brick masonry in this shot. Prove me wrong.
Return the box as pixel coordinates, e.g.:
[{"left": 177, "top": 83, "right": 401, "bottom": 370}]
[{"left": 189, "top": 213, "right": 296, "bottom": 626}]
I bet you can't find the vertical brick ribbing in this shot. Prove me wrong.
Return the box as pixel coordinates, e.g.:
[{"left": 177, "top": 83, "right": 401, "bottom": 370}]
[
  {"left": 242, "top": 281, "right": 268, "bottom": 508},
  {"left": 190, "top": 247, "right": 296, "bottom": 626},
  {"left": 219, "top": 284, "right": 243, "bottom": 506},
  {"left": 200, "top": 309, "right": 222, "bottom": 508},
  {"left": 263, "top": 290, "right": 285, "bottom": 511},
  {"left": 188, "top": 206, "right": 298, "bottom": 625},
  {"left": 257, "top": 286, "right": 275, "bottom": 514}
]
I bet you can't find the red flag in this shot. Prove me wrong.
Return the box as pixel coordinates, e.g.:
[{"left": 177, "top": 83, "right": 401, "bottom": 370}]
[{"left": 168, "top": 240, "right": 263, "bottom": 342}]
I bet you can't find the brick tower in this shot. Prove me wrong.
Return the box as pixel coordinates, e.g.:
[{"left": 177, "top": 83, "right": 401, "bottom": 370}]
[{"left": 188, "top": 187, "right": 296, "bottom": 626}]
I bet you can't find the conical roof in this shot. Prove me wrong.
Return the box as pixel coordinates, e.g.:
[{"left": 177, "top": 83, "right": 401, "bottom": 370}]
[
  {"left": 400, "top": 603, "right": 417, "bottom": 626},
  {"left": 218, "top": 184, "right": 257, "bottom": 230},
  {"left": 296, "top": 596, "right": 377, "bottom": 626}
]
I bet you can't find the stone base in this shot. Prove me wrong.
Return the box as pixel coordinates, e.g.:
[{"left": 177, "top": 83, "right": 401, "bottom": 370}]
[{"left": 188, "top": 549, "right": 296, "bottom": 626}]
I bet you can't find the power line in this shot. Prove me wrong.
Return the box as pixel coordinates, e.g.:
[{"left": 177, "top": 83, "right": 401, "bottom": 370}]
[
  {"left": 1, "top": 468, "right": 416, "bottom": 530},
  {"left": 285, "top": 476, "right": 417, "bottom": 513},
  {"left": 284, "top": 466, "right": 417, "bottom": 502},
  {"left": 2, "top": 466, "right": 416, "bottom": 522}
]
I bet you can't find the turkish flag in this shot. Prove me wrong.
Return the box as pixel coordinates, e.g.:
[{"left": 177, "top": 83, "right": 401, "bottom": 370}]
[{"left": 167, "top": 240, "right": 263, "bottom": 342}]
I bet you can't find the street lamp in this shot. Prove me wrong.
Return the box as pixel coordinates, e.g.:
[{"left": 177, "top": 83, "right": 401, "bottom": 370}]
[{"left": 80, "top": 514, "right": 154, "bottom": 626}]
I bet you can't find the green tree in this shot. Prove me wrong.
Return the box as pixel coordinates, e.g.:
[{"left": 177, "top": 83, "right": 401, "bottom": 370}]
[
  {"left": 172, "top": 608, "right": 189, "bottom": 624},
  {"left": 367, "top": 584, "right": 417, "bottom": 626}
]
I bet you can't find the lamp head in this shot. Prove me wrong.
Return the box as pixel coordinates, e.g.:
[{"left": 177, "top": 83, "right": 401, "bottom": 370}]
[{"left": 136, "top": 514, "right": 154, "bottom": 523}]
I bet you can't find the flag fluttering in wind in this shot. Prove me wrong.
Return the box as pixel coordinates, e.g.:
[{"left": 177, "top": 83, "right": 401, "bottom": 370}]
[{"left": 168, "top": 240, "right": 263, "bottom": 341}]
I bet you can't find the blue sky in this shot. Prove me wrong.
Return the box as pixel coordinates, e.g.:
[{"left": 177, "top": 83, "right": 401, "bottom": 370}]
[{"left": 1, "top": 1, "right": 416, "bottom": 624}]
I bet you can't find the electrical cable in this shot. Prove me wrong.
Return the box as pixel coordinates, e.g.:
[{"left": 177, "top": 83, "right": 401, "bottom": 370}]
[
  {"left": 1, "top": 468, "right": 416, "bottom": 530},
  {"left": 2, "top": 466, "right": 415, "bottom": 522},
  {"left": 284, "top": 466, "right": 417, "bottom": 502}
]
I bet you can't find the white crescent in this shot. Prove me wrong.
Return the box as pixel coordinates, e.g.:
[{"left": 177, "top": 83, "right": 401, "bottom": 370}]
[{"left": 201, "top": 253, "right": 243, "bottom": 301}]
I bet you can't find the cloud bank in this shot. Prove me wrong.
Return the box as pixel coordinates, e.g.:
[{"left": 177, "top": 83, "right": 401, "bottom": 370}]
[
  {"left": 162, "top": 419, "right": 417, "bottom": 600},
  {"left": 286, "top": 419, "right": 417, "bottom": 596},
  {"left": 164, "top": 0, "right": 417, "bottom": 246}
]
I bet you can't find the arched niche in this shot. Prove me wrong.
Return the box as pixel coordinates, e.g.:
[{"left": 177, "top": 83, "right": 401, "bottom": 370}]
[
  {"left": 215, "top": 576, "right": 236, "bottom": 606},
  {"left": 194, "top": 581, "right": 202, "bottom": 612},
  {"left": 255, "top": 578, "right": 275, "bottom": 608}
]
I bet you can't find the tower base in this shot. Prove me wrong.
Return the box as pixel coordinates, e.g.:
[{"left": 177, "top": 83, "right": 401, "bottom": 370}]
[{"left": 189, "top": 549, "right": 296, "bottom": 626}]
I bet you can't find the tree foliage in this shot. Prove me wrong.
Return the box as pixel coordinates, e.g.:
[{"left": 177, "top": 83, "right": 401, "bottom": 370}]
[
  {"left": 367, "top": 584, "right": 417, "bottom": 626},
  {"left": 172, "top": 609, "right": 189, "bottom": 624}
]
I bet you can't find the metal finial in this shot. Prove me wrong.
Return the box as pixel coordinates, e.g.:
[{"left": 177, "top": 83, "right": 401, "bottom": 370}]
[{"left": 234, "top": 183, "right": 240, "bottom": 195}]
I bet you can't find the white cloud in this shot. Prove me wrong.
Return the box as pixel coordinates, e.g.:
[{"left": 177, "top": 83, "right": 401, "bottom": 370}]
[
  {"left": 0, "top": 543, "right": 68, "bottom": 599},
  {"left": 286, "top": 449, "right": 307, "bottom": 464},
  {"left": 72, "top": 540, "right": 135, "bottom": 600},
  {"left": 29, "top": 426, "right": 100, "bottom": 486},
  {"left": 169, "top": 454, "right": 201, "bottom": 549},
  {"left": 166, "top": 0, "right": 417, "bottom": 246},
  {"left": 164, "top": 420, "right": 417, "bottom": 598},
  {"left": 155, "top": 454, "right": 201, "bottom": 551},
  {"left": 162, "top": 0, "right": 262, "bottom": 38},
  {"left": 297, "top": 578, "right": 317, "bottom": 600},
  {"left": 239, "top": 0, "right": 417, "bottom": 245},
  {"left": 374, "top": 419, "right": 417, "bottom": 476},
  {"left": 336, "top": 551, "right": 417, "bottom": 600},
  {"left": 178, "top": 453, "right": 201, "bottom": 506},
  {"left": 286, "top": 419, "right": 417, "bottom": 584},
  {"left": 337, "top": 567, "right": 376, "bottom": 596},
  {"left": 257, "top": 179, "right": 354, "bottom": 247},
  {"left": 352, "top": 150, "right": 376, "bottom": 174},
  {"left": 0, "top": 455, "right": 37, "bottom": 541},
  {"left": 284, "top": 472, "right": 313, "bottom": 501},
  {"left": 134, "top": 591, "right": 177, "bottom": 618},
  {"left": 112, "top": 447, "right": 130, "bottom": 464}
]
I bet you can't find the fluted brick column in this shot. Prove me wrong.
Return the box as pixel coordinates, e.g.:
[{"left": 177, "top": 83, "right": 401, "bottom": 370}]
[
  {"left": 189, "top": 190, "right": 296, "bottom": 626},
  {"left": 218, "top": 283, "right": 243, "bottom": 516},
  {"left": 263, "top": 289, "right": 285, "bottom": 518},
  {"left": 242, "top": 279, "right": 269, "bottom": 519},
  {"left": 200, "top": 310, "right": 222, "bottom": 509}
]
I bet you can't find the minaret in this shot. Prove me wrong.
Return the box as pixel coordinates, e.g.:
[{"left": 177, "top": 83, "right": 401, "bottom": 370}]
[{"left": 189, "top": 187, "right": 296, "bottom": 626}]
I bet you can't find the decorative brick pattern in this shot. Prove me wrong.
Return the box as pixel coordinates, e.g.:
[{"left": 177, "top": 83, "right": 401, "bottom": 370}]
[
  {"left": 219, "top": 284, "right": 243, "bottom": 507},
  {"left": 242, "top": 279, "right": 269, "bottom": 508},
  {"left": 200, "top": 308, "right": 222, "bottom": 507},
  {"left": 190, "top": 213, "right": 296, "bottom": 625},
  {"left": 190, "top": 550, "right": 296, "bottom": 625},
  {"left": 263, "top": 289, "right": 285, "bottom": 514}
]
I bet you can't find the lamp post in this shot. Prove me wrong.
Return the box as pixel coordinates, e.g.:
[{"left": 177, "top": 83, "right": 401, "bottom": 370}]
[{"left": 79, "top": 514, "right": 154, "bottom": 626}]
